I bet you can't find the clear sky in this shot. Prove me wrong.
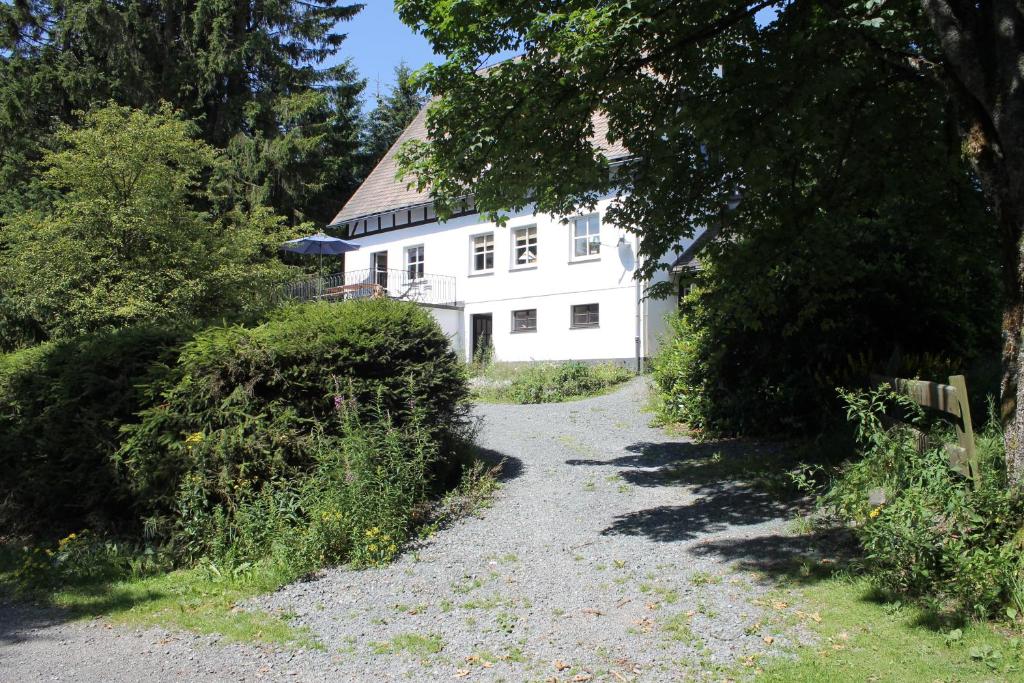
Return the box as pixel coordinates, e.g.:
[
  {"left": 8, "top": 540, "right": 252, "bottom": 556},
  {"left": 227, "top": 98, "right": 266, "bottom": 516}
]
[{"left": 339, "top": 3, "right": 437, "bottom": 103}]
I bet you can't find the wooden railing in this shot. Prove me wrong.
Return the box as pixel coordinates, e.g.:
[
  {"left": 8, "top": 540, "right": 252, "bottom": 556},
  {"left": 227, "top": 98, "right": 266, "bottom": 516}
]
[{"left": 871, "top": 374, "right": 980, "bottom": 489}]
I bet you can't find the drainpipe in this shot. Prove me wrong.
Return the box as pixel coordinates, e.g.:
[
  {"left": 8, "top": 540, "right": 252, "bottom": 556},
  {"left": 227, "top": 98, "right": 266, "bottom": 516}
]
[{"left": 634, "top": 231, "right": 644, "bottom": 375}]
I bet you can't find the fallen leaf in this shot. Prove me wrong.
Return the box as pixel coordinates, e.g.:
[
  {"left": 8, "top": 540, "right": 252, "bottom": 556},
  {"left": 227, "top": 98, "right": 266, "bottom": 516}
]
[
  {"left": 772, "top": 601, "right": 788, "bottom": 610},
  {"left": 574, "top": 674, "right": 593, "bottom": 682},
  {"left": 810, "top": 612, "right": 822, "bottom": 623},
  {"left": 554, "top": 660, "right": 571, "bottom": 671},
  {"left": 632, "top": 617, "right": 654, "bottom": 633},
  {"left": 645, "top": 602, "right": 659, "bottom": 611},
  {"left": 763, "top": 636, "right": 774, "bottom": 645},
  {"left": 481, "top": 661, "right": 493, "bottom": 668},
  {"left": 454, "top": 670, "right": 470, "bottom": 678}
]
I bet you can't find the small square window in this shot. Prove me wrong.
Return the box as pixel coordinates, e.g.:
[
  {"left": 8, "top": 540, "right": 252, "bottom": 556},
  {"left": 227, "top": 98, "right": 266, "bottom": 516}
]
[
  {"left": 512, "top": 309, "right": 537, "bottom": 332},
  {"left": 513, "top": 226, "right": 538, "bottom": 266},
  {"left": 405, "top": 245, "right": 424, "bottom": 280},
  {"left": 572, "top": 215, "right": 600, "bottom": 259},
  {"left": 571, "top": 303, "right": 599, "bottom": 328},
  {"left": 471, "top": 233, "right": 494, "bottom": 272}
]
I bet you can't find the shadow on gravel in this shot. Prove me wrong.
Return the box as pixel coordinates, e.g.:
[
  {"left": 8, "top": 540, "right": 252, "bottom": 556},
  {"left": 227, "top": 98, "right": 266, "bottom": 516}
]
[
  {"left": 475, "top": 447, "right": 524, "bottom": 482},
  {"left": 600, "top": 481, "right": 795, "bottom": 542},
  {"left": 0, "top": 603, "right": 72, "bottom": 646},
  {"left": 688, "top": 528, "right": 859, "bottom": 584},
  {"left": 566, "top": 440, "right": 784, "bottom": 488}
]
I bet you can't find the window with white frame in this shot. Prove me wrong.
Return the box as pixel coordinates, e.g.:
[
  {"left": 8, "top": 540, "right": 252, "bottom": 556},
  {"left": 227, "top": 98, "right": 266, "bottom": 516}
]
[
  {"left": 471, "top": 233, "right": 494, "bottom": 272},
  {"left": 570, "top": 303, "right": 599, "bottom": 328},
  {"left": 512, "top": 226, "right": 538, "bottom": 266},
  {"left": 405, "top": 245, "right": 424, "bottom": 280},
  {"left": 511, "top": 309, "right": 537, "bottom": 332},
  {"left": 572, "top": 214, "right": 601, "bottom": 259}
]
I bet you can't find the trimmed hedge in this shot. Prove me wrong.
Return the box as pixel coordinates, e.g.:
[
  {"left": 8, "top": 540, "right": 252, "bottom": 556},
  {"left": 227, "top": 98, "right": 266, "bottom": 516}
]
[
  {"left": 116, "top": 299, "right": 470, "bottom": 546},
  {"left": 0, "top": 327, "right": 187, "bottom": 532},
  {"left": 1, "top": 300, "right": 470, "bottom": 551}
]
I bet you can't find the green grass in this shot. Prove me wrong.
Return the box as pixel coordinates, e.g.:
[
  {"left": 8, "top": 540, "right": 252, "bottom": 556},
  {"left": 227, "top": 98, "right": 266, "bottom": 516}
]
[
  {"left": 757, "top": 577, "right": 1023, "bottom": 682},
  {"left": 470, "top": 361, "right": 634, "bottom": 404},
  {"left": 0, "top": 552, "right": 320, "bottom": 649},
  {"left": 371, "top": 632, "right": 445, "bottom": 657}
]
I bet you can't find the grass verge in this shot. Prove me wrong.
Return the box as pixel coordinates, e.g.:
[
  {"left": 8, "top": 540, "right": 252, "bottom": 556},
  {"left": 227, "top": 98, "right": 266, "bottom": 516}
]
[
  {"left": 0, "top": 548, "right": 320, "bottom": 648},
  {"left": 471, "top": 361, "right": 634, "bottom": 404},
  {"left": 0, "top": 454, "right": 502, "bottom": 648},
  {"left": 756, "top": 575, "right": 1023, "bottom": 682}
]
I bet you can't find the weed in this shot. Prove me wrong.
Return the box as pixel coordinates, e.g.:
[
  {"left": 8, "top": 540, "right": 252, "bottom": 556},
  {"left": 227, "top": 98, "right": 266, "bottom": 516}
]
[
  {"left": 663, "top": 613, "right": 696, "bottom": 644},
  {"left": 371, "top": 632, "right": 445, "bottom": 658}
]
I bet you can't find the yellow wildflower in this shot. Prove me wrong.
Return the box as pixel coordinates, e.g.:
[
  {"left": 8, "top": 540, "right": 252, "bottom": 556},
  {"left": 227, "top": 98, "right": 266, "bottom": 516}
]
[
  {"left": 185, "top": 431, "right": 204, "bottom": 445},
  {"left": 869, "top": 506, "right": 882, "bottom": 519}
]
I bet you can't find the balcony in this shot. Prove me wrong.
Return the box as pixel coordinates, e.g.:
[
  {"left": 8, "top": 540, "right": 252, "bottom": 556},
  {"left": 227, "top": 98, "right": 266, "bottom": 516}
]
[{"left": 283, "top": 268, "right": 458, "bottom": 308}]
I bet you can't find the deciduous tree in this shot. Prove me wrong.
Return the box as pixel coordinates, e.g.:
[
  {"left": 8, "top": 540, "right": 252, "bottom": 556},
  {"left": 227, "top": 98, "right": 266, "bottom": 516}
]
[
  {"left": 1, "top": 104, "right": 296, "bottom": 339},
  {"left": 394, "top": 0, "right": 1022, "bottom": 481}
]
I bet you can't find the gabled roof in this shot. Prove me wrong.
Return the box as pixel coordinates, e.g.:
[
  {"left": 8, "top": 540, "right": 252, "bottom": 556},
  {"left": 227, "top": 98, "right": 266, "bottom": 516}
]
[{"left": 330, "top": 105, "right": 631, "bottom": 226}]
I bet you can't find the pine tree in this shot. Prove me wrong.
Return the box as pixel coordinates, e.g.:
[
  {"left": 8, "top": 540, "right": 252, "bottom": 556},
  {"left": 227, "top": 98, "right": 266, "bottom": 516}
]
[
  {"left": 0, "top": 0, "right": 366, "bottom": 225},
  {"left": 362, "top": 63, "right": 426, "bottom": 171}
]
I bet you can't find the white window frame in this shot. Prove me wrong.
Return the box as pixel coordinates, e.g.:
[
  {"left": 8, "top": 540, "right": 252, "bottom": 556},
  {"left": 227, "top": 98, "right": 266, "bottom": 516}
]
[
  {"left": 570, "top": 214, "right": 601, "bottom": 262},
  {"left": 511, "top": 225, "right": 538, "bottom": 269},
  {"left": 511, "top": 308, "right": 537, "bottom": 333},
  {"left": 405, "top": 244, "right": 425, "bottom": 281},
  {"left": 469, "top": 232, "right": 495, "bottom": 274},
  {"left": 570, "top": 303, "right": 600, "bottom": 329}
]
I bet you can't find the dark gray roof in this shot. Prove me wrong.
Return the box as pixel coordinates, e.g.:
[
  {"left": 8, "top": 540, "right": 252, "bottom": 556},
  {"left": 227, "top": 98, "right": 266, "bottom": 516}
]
[
  {"left": 671, "top": 224, "right": 721, "bottom": 272},
  {"left": 331, "top": 106, "right": 631, "bottom": 226}
]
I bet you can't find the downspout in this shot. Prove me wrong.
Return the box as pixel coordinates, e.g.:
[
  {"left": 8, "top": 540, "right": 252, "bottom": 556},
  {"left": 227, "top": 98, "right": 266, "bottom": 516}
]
[{"left": 634, "top": 232, "right": 644, "bottom": 374}]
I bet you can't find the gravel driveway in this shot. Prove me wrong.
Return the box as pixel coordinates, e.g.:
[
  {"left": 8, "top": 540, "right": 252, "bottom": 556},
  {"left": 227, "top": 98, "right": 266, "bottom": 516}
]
[{"left": 1, "top": 378, "right": 806, "bottom": 682}]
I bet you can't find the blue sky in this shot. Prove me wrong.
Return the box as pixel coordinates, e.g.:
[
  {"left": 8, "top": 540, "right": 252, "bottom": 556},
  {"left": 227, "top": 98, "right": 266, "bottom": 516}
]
[{"left": 339, "top": 3, "right": 437, "bottom": 103}]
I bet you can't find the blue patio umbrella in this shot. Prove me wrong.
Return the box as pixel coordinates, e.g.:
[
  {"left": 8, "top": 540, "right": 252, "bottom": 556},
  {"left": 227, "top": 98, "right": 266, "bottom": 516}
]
[{"left": 281, "top": 232, "right": 360, "bottom": 278}]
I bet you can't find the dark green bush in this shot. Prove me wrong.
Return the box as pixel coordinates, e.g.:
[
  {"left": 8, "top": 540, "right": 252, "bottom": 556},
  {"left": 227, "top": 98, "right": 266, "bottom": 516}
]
[
  {"left": 0, "top": 327, "right": 187, "bottom": 532},
  {"left": 823, "top": 386, "right": 1024, "bottom": 618},
  {"left": 116, "top": 299, "right": 471, "bottom": 553},
  {"left": 650, "top": 149, "right": 1001, "bottom": 438}
]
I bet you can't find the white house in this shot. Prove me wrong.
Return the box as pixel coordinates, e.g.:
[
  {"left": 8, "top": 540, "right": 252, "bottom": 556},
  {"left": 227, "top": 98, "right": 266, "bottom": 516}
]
[{"left": 327, "top": 106, "right": 696, "bottom": 368}]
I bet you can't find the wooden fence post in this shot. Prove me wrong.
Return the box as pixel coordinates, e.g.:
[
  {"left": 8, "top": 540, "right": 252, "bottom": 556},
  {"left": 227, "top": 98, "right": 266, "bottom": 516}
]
[{"left": 947, "top": 374, "right": 980, "bottom": 489}]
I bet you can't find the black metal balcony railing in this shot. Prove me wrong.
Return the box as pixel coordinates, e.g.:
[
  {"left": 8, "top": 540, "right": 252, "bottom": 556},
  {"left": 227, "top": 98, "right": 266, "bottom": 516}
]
[{"left": 283, "top": 268, "right": 458, "bottom": 307}]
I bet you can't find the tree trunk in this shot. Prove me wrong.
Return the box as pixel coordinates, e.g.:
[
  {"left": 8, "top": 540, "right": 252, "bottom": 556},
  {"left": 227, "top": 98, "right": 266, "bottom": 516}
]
[
  {"left": 1000, "top": 210, "right": 1024, "bottom": 484},
  {"left": 920, "top": 0, "right": 1024, "bottom": 485}
]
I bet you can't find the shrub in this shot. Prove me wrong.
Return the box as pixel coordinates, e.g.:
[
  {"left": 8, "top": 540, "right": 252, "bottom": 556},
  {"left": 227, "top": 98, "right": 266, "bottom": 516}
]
[
  {"left": 822, "top": 386, "right": 1024, "bottom": 618},
  {"left": 174, "top": 406, "right": 438, "bottom": 573},
  {"left": 116, "top": 299, "right": 471, "bottom": 553},
  {"left": 650, "top": 185, "right": 1002, "bottom": 437},
  {"left": 0, "top": 327, "right": 187, "bottom": 533}
]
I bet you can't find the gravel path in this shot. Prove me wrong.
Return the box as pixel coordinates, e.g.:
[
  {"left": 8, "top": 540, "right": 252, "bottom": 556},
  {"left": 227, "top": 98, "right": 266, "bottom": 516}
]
[{"left": 1, "top": 379, "right": 807, "bottom": 681}]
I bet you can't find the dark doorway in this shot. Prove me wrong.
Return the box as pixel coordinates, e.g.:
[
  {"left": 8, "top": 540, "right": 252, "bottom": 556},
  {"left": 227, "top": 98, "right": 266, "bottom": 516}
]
[
  {"left": 471, "top": 313, "right": 493, "bottom": 361},
  {"left": 372, "top": 251, "right": 388, "bottom": 289}
]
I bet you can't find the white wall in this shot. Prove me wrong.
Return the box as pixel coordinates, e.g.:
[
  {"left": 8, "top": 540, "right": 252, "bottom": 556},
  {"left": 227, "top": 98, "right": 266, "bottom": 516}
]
[
  {"left": 424, "top": 305, "right": 465, "bottom": 358},
  {"left": 345, "top": 199, "right": 687, "bottom": 364}
]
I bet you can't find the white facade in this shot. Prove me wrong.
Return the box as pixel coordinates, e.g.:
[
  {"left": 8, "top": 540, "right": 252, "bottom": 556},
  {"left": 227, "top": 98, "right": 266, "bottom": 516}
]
[{"left": 342, "top": 197, "right": 685, "bottom": 366}]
